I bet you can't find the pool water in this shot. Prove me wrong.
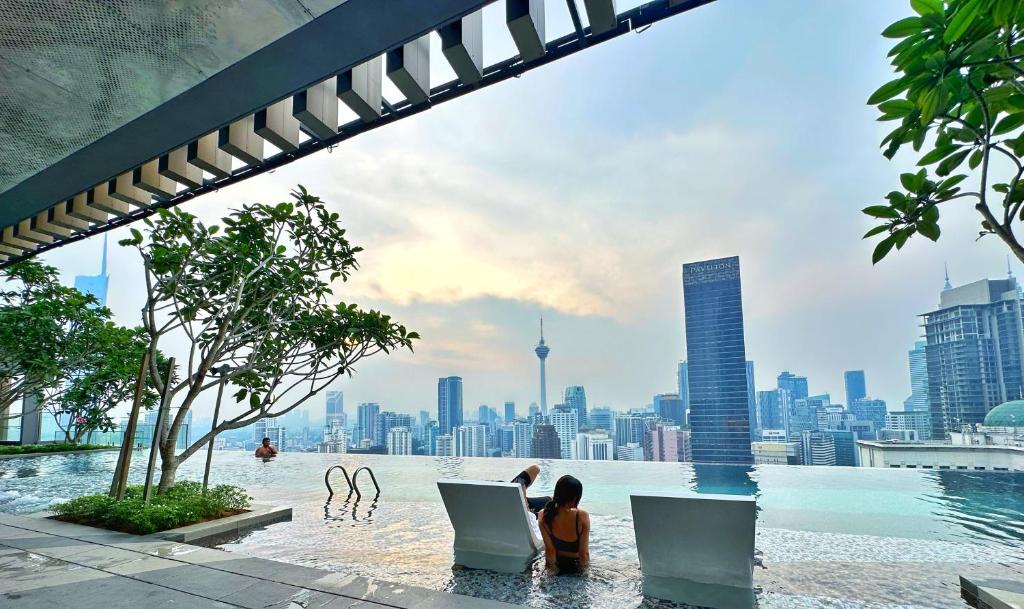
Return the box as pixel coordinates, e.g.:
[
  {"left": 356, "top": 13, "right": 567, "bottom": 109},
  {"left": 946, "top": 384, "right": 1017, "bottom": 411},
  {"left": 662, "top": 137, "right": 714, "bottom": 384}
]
[{"left": 1, "top": 451, "right": 1022, "bottom": 608}]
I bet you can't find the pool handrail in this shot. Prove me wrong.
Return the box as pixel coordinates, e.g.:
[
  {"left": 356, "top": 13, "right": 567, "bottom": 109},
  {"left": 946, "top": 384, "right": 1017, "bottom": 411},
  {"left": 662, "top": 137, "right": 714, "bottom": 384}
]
[
  {"left": 352, "top": 466, "right": 381, "bottom": 498},
  {"left": 324, "top": 465, "right": 353, "bottom": 497}
]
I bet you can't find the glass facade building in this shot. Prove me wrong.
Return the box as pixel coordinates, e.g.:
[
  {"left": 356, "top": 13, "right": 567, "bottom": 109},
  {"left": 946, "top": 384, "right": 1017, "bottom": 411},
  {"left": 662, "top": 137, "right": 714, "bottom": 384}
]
[
  {"left": 844, "top": 370, "right": 866, "bottom": 408},
  {"left": 922, "top": 278, "right": 1024, "bottom": 438},
  {"left": 682, "top": 256, "right": 753, "bottom": 464},
  {"left": 437, "top": 376, "right": 463, "bottom": 436},
  {"left": 905, "top": 341, "right": 930, "bottom": 413}
]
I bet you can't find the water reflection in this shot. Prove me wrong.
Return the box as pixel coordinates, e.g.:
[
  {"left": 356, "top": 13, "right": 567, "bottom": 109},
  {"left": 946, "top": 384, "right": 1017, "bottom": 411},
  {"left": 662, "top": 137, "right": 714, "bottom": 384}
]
[
  {"left": 435, "top": 456, "right": 464, "bottom": 479},
  {"left": 323, "top": 491, "right": 380, "bottom": 526},
  {"left": 923, "top": 470, "right": 1024, "bottom": 549}
]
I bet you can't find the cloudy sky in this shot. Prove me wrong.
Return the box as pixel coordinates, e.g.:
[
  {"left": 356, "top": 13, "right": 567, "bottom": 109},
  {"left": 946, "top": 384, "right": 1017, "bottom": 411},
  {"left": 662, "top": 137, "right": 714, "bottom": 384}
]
[{"left": 35, "top": 0, "right": 1020, "bottom": 423}]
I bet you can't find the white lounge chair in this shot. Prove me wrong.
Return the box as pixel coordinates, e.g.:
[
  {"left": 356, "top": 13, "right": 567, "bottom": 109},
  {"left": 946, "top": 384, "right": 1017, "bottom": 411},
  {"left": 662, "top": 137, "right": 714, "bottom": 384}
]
[
  {"left": 437, "top": 479, "right": 543, "bottom": 572},
  {"left": 630, "top": 490, "right": 757, "bottom": 608}
]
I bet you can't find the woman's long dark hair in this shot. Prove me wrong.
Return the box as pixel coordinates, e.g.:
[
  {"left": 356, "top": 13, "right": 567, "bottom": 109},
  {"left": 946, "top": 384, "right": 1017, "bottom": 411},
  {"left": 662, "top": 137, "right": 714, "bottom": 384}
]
[{"left": 543, "top": 475, "right": 583, "bottom": 530}]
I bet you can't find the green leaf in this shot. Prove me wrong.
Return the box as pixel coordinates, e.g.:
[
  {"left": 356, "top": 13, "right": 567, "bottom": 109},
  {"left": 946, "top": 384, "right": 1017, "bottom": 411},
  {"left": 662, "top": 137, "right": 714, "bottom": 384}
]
[
  {"left": 937, "top": 150, "right": 970, "bottom": 176},
  {"left": 922, "top": 205, "right": 940, "bottom": 223},
  {"left": 863, "top": 225, "right": 890, "bottom": 238},
  {"left": 883, "top": 16, "right": 924, "bottom": 38},
  {"left": 944, "top": 0, "right": 981, "bottom": 43},
  {"left": 879, "top": 99, "right": 916, "bottom": 117},
  {"left": 918, "top": 221, "right": 941, "bottom": 241},
  {"left": 869, "top": 78, "right": 908, "bottom": 105},
  {"left": 863, "top": 205, "right": 901, "bottom": 219},
  {"left": 130, "top": 228, "right": 142, "bottom": 243},
  {"left": 872, "top": 234, "right": 898, "bottom": 264},
  {"left": 911, "top": 0, "right": 943, "bottom": 15},
  {"left": 918, "top": 144, "right": 961, "bottom": 166},
  {"left": 969, "top": 148, "right": 984, "bottom": 169},
  {"left": 993, "top": 112, "right": 1024, "bottom": 135}
]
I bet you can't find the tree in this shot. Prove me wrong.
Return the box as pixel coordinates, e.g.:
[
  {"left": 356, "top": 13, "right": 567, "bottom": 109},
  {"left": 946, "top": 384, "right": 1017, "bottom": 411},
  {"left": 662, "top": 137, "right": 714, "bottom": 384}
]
[
  {"left": 865, "top": 0, "right": 1024, "bottom": 264},
  {"left": 120, "top": 186, "right": 418, "bottom": 491},
  {"left": 0, "top": 260, "right": 153, "bottom": 442}
]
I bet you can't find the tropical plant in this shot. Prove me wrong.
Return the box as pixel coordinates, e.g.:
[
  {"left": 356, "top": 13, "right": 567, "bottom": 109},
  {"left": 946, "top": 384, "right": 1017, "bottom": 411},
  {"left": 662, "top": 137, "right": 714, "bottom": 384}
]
[
  {"left": 0, "top": 260, "right": 152, "bottom": 442},
  {"left": 120, "top": 186, "right": 418, "bottom": 491},
  {"left": 865, "top": 0, "right": 1024, "bottom": 263}
]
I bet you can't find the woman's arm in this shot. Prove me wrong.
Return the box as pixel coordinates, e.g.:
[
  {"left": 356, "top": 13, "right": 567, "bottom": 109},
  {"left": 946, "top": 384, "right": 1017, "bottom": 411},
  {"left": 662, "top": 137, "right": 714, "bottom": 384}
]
[
  {"left": 577, "top": 510, "right": 591, "bottom": 565},
  {"left": 537, "top": 510, "right": 557, "bottom": 565}
]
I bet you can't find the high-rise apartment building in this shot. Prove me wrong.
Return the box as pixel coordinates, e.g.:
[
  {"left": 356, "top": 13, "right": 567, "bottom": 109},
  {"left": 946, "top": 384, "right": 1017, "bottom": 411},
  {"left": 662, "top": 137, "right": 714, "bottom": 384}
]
[
  {"left": 325, "top": 391, "right": 344, "bottom": 428},
  {"left": 844, "top": 370, "right": 867, "bottom": 409},
  {"left": 922, "top": 276, "right": 1024, "bottom": 438},
  {"left": 455, "top": 424, "right": 488, "bottom": 457},
  {"left": 387, "top": 427, "right": 412, "bottom": 456},
  {"left": 437, "top": 376, "right": 464, "bottom": 436},
  {"left": 513, "top": 421, "right": 534, "bottom": 458},
  {"left": 801, "top": 430, "right": 836, "bottom": 466},
  {"left": 683, "top": 256, "right": 753, "bottom": 463},
  {"left": 613, "top": 414, "right": 645, "bottom": 449},
  {"left": 356, "top": 403, "right": 380, "bottom": 447},
  {"left": 504, "top": 401, "right": 515, "bottom": 422},
  {"left": 649, "top": 424, "right": 692, "bottom": 462},
  {"left": 576, "top": 432, "right": 613, "bottom": 460},
  {"left": 777, "top": 371, "right": 809, "bottom": 400},
  {"left": 904, "top": 341, "right": 930, "bottom": 413},
  {"left": 616, "top": 442, "right": 645, "bottom": 461},
  {"left": 563, "top": 386, "right": 587, "bottom": 427},
  {"left": 531, "top": 424, "right": 561, "bottom": 459},
  {"left": 884, "top": 410, "right": 932, "bottom": 441},
  {"left": 550, "top": 408, "right": 579, "bottom": 460},
  {"left": 436, "top": 434, "right": 454, "bottom": 457},
  {"left": 499, "top": 425, "right": 514, "bottom": 454}
]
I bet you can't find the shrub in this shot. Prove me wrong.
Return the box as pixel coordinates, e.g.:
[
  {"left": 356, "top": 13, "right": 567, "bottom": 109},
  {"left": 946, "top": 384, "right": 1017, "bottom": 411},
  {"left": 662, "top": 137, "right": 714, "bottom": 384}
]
[
  {"left": 0, "top": 443, "right": 111, "bottom": 455},
  {"left": 51, "top": 481, "right": 251, "bottom": 535}
]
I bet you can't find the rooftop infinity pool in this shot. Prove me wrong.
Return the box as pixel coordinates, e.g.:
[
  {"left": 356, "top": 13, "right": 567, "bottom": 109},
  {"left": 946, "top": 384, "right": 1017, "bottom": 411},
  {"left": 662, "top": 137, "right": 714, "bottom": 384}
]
[{"left": 1, "top": 451, "right": 1022, "bottom": 608}]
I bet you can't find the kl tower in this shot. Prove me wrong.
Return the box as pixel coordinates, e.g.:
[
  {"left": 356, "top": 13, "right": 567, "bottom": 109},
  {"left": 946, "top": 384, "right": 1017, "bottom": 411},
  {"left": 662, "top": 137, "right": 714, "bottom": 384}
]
[{"left": 535, "top": 317, "right": 550, "bottom": 415}]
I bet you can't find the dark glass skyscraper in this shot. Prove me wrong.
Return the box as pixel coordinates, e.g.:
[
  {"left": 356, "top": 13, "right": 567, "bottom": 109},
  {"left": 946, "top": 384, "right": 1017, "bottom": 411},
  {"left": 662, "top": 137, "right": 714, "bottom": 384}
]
[
  {"left": 437, "top": 376, "right": 464, "bottom": 435},
  {"left": 682, "top": 256, "right": 752, "bottom": 464},
  {"left": 844, "top": 370, "right": 866, "bottom": 407}
]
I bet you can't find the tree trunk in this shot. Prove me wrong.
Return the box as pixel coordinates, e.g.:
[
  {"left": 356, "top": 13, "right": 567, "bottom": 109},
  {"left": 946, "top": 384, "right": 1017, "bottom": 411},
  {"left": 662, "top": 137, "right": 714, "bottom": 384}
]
[{"left": 157, "top": 457, "right": 177, "bottom": 492}]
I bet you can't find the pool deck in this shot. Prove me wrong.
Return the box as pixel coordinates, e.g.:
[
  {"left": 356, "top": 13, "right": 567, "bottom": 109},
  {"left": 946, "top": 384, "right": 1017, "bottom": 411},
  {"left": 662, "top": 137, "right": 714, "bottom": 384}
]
[{"left": 0, "top": 513, "right": 515, "bottom": 609}]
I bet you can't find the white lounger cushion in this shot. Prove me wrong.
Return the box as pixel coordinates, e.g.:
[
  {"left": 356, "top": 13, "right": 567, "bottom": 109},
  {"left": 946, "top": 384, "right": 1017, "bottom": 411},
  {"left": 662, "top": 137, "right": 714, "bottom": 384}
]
[
  {"left": 631, "top": 490, "right": 756, "bottom": 607},
  {"left": 437, "top": 479, "right": 543, "bottom": 572}
]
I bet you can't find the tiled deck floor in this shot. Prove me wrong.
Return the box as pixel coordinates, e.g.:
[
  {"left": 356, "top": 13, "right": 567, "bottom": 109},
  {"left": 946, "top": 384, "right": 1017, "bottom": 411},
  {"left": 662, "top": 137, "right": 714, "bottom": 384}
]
[{"left": 0, "top": 514, "right": 516, "bottom": 609}]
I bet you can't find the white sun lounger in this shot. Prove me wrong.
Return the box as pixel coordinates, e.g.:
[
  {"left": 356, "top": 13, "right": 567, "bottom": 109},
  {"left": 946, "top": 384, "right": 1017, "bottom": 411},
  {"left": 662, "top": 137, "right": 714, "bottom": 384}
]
[
  {"left": 437, "top": 479, "right": 543, "bottom": 572},
  {"left": 630, "top": 490, "right": 757, "bottom": 608}
]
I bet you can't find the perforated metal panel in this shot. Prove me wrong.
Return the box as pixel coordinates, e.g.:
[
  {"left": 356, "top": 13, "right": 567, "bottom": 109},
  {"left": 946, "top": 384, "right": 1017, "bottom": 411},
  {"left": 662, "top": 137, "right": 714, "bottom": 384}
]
[{"left": 0, "top": 0, "right": 347, "bottom": 195}]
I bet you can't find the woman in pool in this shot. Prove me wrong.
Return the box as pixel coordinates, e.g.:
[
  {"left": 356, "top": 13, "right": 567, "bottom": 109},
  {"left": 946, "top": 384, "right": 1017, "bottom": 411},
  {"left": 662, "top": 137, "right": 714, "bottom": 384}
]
[{"left": 538, "top": 475, "right": 590, "bottom": 572}]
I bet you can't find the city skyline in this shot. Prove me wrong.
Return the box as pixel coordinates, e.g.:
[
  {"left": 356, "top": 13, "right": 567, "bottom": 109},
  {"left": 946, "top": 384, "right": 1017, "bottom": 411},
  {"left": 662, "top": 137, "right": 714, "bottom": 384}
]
[{"left": 28, "top": 1, "right": 1022, "bottom": 423}]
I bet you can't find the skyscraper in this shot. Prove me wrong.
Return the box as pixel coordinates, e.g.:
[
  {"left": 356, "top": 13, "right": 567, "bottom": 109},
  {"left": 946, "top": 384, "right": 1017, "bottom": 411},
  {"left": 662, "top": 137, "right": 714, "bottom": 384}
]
[
  {"left": 613, "top": 414, "right": 645, "bottom": 449},
  {"left": 356, "top": 403, "right": 380, "bottom": 447},
  {"left": 550, "top": 408, "right": 579, "bottom": 460},
  {"left": 513, "top": 420, "right": 534, "bottom": 458},
  {"left": 531, "top": 424, "right": 561, "bottom": 459},
  {"left": 589, "top": 407, "right": 614, "bottom": 430},
  {"left": 504, "top": 401, "right": 515, "bottom": 422},
  {"left": 386, "top": 427, "right": 412, "bottom": 455},
  {"left": 677, "top": 362, "right": 689, "bottom": 412},
  {"left": 455, "top": 425, "right": 488, "bottom": 457},
  {"left": 746, "top": 360, "right": 757, "bottom": 439},
  {"left": 563, "top": 386, "right": 587, "bottom": 427},
  {"left": 844, "top": 370, "right": 867, "bottom": 408},
  {"left": 757, "top": 389, "right": 790, "bottom": 435},
  {"left": 437, "top": 376, "right": 464, "bottom": 435},
  {"left": 74, "top": 234, "right": 110, "bottom": 307},
  {"left": 325, "top": 391, "right": 344, "bottom": 428},
  {"left": 904, "top": 341, "right": 930, "bottom": 413},
  {"left": 777, "top": 371, "right": 809, "bottom": 400},
  {"left": 922, "top": 275, "right": 1024, "bottom": 438},
  {"left": 653, "top": 393, "right": 685, "bottom": 425},
  {"left": 535, "top": 317, "right": 550, "bottom": 415},
  {"left": 682, "top": 256, "right": 753, "bottom": 464}
]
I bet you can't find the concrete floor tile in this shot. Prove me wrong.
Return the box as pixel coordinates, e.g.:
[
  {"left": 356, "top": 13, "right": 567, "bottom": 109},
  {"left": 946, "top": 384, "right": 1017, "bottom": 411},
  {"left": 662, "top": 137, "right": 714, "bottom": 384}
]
[{"left": 130, "top": 563, "right": 262, "bottom": 600}]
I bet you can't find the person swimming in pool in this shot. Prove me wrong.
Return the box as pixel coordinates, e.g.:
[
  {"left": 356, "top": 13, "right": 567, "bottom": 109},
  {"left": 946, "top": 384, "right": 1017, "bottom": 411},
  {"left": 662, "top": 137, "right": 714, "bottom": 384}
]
[
  {"left": 510, "top": 464, "right": 551, "bottom": 514},
  {"left": 254, "top": 437, "right": 278, "bottom": 458},
  {"left": 538, "top": 475, "right": 590, "bottom": 572}
]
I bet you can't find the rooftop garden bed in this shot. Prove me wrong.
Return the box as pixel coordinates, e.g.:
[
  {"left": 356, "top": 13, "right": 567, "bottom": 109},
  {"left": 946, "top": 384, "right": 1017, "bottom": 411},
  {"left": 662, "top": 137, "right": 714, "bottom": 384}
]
[{"left": 51, "top": 481, "right": 251, "bottom": 535}]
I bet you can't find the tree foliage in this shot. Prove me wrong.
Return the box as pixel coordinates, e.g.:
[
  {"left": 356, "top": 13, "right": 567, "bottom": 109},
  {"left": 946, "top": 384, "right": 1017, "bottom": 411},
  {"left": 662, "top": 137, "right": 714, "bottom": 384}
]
[
  {"left": 0, "top": 260, "right": 152, "bottom": 441},
  {"left": 120, "top": 186, "right": 418, "bottom": 490},
  {"left": 866, "top": 0, "right": 1024, "bottom": 263}
]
